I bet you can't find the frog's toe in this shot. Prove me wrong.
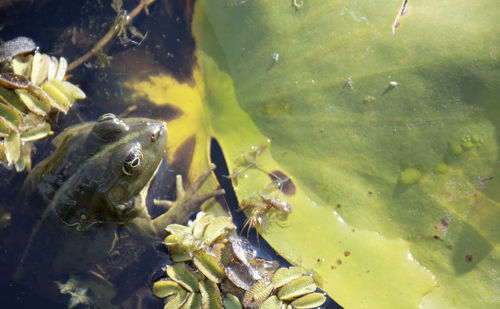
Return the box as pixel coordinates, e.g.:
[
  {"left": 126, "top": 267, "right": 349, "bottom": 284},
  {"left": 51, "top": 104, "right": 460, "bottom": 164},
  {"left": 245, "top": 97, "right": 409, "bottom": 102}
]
[
  {"left": 185, "top": 163, "right": 224, "bottom": 205},
  {"left": 198, "top": 188, "right": 225, "bottom": 202},
  {"left": 153, "top": 198, "right": 175, "bottom": 209},
  {"left": 188, "top": 163, "right": 216, "bottom": 193}
]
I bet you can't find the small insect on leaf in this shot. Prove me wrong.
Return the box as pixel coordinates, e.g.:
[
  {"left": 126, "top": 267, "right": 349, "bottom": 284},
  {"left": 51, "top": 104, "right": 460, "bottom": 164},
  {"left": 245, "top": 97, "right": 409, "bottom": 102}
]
[{"left": 259, "top": 193, "right": 292, "bottom": 214}]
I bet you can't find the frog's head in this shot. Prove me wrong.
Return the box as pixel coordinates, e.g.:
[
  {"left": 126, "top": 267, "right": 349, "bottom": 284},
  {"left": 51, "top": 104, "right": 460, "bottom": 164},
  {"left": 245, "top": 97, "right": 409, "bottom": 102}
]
[{"left": 48, "top": 113, "right": 168, "bottom": 231}]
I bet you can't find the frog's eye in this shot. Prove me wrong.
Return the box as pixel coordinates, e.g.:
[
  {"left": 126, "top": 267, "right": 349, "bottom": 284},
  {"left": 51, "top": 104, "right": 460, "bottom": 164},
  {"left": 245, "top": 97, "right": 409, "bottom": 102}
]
[
  {"left": 122, "top": 148, "right": 143, "bottom": 176},
  {"left": 97, "top": 113, "right": 118, "bottom": 122},
  {"left": 93, "top": 113, "right": 128, "bottom": 141}
]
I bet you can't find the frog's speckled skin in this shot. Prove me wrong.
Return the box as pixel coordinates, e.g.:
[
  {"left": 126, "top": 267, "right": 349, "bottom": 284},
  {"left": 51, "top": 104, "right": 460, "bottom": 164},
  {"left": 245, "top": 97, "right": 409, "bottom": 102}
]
[{"left": 6, "top": 114, "right": 224, "bottom": 307}]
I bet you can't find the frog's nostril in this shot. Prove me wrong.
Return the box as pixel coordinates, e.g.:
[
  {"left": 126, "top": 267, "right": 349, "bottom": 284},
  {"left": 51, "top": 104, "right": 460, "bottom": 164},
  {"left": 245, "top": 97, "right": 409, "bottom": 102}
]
[
  {"left": 151, "top": 123, "right": 167, "bottom": 142},
  {"left": 151, "top": 131, "right": 158, "bottom": 142}
]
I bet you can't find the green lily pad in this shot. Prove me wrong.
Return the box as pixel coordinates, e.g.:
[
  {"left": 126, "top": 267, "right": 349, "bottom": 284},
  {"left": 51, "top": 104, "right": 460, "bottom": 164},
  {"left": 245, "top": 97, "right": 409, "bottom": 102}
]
[
  {"left": 189, "top": 0, "right": 500, "bottom": 308},
  {"left": 122, "top": 0, "right": 499, "bottom": 307}
]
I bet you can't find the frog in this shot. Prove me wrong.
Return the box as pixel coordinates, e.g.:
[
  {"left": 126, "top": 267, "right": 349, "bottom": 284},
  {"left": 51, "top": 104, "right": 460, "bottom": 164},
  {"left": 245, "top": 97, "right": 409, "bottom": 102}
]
[{"left": 2, "top": 113, "right": 224, "bottom": 308}]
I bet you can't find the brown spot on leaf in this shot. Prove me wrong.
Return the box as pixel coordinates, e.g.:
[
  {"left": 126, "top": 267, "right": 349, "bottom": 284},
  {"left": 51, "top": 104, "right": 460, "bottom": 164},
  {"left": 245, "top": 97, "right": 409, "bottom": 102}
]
[
  {"left": 336, "top": 259, "right": 342, "bottom": 265},
  {"left": 126, "top": 96, "right": 184, "bottom": 121},
  {"left": 440, "top": 218, "right": 449, "bottom": 229},
  {"left": 157, "top": 103, "right": 184, "bottom": 121},
  {"left": 269, "top": 170, "right": 296, "bottom": 195},
  {"left": 352, "top": 228, "right": 356, "bottom": 233},
  {"left": 344, "top": 251, "right": 351, "bottom": 257},
  {"left": 368, "top": 191, "right": 373, "bottom": 195},
  {"left": 330, "top": 266, "right": 336, "bottom": 270},
  {"left": 171, "top": 135, "right": 196, "bottom": 180},
  {"left": 465, "top": 254, "right": 474, "bottom": 263},
  {"left": 337, "top": 204, "right": 341, "bottom": 208},
  {"left": 433, "top": 235, "right": 442, "bottom": 240}
]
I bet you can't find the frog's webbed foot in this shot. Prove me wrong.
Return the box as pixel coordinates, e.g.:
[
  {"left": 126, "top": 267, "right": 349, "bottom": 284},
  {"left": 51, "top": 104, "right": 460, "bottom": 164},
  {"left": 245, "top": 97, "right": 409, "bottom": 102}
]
[{"left": 152, "top": 164, "right": 225, "bottom": 236}]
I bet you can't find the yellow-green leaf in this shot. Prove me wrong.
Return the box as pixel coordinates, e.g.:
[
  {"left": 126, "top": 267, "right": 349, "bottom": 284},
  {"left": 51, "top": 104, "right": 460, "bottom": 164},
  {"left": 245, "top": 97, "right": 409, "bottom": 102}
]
[{"left": 189, "top": 0, "right": 500, "bottom": 308}]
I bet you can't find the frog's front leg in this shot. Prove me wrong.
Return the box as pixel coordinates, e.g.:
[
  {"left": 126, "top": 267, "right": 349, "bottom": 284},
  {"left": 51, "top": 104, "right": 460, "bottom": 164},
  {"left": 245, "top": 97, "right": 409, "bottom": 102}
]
[{"left": 152, "top": 164, "right": 225, "bottom": 237}]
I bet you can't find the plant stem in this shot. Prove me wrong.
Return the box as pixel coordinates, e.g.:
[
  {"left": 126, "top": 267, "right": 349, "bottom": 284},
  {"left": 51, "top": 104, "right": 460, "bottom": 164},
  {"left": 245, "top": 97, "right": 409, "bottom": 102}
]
[{"left": 67, "top": 0, "right": 156, "bottom": 72}]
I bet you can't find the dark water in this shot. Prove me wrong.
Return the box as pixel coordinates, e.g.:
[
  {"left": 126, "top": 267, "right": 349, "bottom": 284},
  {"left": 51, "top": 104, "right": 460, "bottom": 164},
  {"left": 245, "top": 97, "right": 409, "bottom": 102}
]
[{"left": 0, "top": 0, "right": 341, "bottom": 308}]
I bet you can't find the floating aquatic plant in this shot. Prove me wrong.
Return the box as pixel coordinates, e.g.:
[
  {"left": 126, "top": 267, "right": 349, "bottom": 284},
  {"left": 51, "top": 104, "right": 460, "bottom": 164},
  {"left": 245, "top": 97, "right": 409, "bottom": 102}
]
[
  {"left": 0, "top": 36, "right": 86, "bottom": 171},
  {"left": 154, "top": 212, "right": 326, "bottom": 309}
]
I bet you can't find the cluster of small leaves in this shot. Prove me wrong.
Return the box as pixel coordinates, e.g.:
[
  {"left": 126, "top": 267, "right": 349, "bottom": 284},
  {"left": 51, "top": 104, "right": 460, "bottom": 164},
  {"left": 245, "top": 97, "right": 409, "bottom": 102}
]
[
  {"left": 153, "top": 212, "right": 325, "bottom": 309},
  {"left": 0, "top": 37, "right": 86, "bottom": 171}
]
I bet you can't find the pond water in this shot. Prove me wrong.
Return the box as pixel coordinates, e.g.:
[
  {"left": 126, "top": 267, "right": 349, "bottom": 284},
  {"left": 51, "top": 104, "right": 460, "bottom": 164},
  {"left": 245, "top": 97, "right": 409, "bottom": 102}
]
[{"left": 0, "top": 0, "right": 341, "bottom": 308}]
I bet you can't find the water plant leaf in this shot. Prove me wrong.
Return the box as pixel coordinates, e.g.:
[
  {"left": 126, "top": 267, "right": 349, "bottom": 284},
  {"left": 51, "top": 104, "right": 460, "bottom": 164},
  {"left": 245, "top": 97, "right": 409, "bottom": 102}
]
[{"left": 188, "top": 0, "right": 500, "bottom": 308}]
